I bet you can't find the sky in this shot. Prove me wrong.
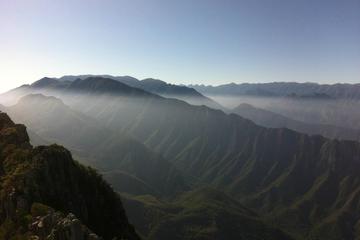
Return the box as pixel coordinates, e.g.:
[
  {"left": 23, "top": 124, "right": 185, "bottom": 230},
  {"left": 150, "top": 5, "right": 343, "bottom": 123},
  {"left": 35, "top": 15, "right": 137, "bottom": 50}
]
[{"left": 0, "top": 0, "right": 359, "bottom": 93}]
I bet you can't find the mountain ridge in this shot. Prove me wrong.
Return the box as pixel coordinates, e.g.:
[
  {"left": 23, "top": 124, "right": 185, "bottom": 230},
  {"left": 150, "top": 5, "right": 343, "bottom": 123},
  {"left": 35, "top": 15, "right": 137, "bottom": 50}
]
[
  {"left": 122, "top": 188, "right": 294, "bottom": 240},
  {"left": 4, "top": 77, "right": 360, "bottom": 239},
  {"left": 4, "top": 93, "right": 189, "bottom": 198},
  {"left": 232, "top": 103, "right": 360, "bottom": 141},
  {"left": 190, "top": 82, "right": 360, "bottom": 99},
  {"left": 58, "top": 75, "right": 223, "bottom": 108},
  {"left": 47, "top": 78, "right": 360, "bottom": 240}
]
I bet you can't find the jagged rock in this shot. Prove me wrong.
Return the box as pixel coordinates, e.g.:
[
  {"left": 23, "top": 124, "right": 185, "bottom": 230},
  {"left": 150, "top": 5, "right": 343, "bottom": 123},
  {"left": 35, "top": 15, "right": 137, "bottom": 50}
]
[
  {"left": 0, "top": 112, "right": 140, "bottom": 240},
  {"left": 29, "top": 210, "right": 102, "bottom": 240}
]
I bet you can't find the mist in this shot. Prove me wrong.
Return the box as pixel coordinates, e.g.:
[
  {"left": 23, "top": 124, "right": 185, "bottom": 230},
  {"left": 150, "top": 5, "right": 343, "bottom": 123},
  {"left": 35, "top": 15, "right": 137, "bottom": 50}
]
[
  {"left": 3, "top": 84, "right": 360, "bottom": 145},
  {"left": 2, "top": 77, "right": 360, "bottom": 239},
  {"left": 206, "top": 94, "right": 360, "bottom": 131},
  {"left": 1, "top": 0, "right": 360, "bottom": 238}
]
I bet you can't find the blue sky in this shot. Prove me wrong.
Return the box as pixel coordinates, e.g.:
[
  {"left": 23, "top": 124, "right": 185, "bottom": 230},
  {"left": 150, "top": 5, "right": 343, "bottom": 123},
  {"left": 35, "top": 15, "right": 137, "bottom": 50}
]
[{"left": 0, "top": 0, "right": 359, "bottom": 92}]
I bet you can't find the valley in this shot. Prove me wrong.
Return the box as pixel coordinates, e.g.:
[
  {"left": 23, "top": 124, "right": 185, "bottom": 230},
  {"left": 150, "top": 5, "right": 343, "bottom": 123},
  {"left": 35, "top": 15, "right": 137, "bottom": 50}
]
[{"left": 2, "top": 77, "right": 360, "bottom": 239}]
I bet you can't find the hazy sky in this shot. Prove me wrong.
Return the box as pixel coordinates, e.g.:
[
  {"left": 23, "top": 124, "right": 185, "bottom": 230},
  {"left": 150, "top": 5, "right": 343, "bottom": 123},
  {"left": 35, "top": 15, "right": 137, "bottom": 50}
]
[{"left": 1, "top": 0, "right": 359, "bottom": 93}]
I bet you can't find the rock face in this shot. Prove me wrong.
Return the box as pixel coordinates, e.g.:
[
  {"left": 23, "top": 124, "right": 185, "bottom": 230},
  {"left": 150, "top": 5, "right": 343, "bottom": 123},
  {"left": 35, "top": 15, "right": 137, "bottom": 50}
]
[
  {"left": 29, "top": 206, "right": 101, "bottom": 240},
  {"left": 0, "top": 111, "right": 140, "bottom": 240}
]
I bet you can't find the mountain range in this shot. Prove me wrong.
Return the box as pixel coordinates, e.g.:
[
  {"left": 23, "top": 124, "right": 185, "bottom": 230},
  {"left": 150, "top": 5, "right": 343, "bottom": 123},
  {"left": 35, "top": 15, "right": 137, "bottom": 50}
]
[
  {"left": 59, "top": 75, "right": 223, "bottom": 109},
  {"left": 232, "top": 103, "right": 360, "bottom": 142},
  {"left": 190, "top": 82, "right": 360, "bottom": 99},
  {"left": 2, "top": 76, "right": 360, "bottom": 239},
  {"left": 189, "top": 82, "right": 360, "bottom": 134}
]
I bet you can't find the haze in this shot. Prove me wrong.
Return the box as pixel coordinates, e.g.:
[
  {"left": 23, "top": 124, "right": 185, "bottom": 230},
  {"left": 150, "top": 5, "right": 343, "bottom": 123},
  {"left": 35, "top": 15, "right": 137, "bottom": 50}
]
[
  {"left": 3, "top": 74, "right": 360, "bottom": 239},
  {"left": 1, "top": 0, "right": 360, "bottom": 93}
]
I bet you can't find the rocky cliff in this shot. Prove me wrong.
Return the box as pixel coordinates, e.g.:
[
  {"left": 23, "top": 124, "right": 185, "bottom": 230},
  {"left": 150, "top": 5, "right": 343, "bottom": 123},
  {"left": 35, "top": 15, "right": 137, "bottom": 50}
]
[{"left": 0, "top": 112, "right": 140, "bottom": 240}]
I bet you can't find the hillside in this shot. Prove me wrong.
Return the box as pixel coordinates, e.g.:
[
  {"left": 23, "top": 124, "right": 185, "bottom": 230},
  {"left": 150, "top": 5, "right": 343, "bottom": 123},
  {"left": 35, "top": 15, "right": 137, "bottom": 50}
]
[
  {"left": 7, "top": 93, "right": 109, "bottom": 150},
  {"left": 122, "top": 188, "right": 293, "bottom": 240},
  {"left": 3, "top": 94, "right": 189, "bottom": 198},
  {"left": 2, "top": 83, "right": 296, "bottom": 240},
  {"left": 0, "top": 112, "right": 139, "bottom": 239},
  {"left": 53, "top": 78, "right": 360, "bottom": 240}
]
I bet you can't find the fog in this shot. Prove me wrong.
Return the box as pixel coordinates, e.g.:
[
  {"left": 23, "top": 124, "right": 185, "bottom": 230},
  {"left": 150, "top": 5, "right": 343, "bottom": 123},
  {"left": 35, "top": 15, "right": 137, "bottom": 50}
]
[
  {"left": 2, "top": 87, "right": 360, "bottom": 131},
  {"left": 0, "top": 87, "right": 247, "bottom": 187},
  {"left": 0, "top": 87, "right": 225, "bottom": 148},
  {"left": 208, "top": 94, "right": 360, "bottom": 131},
  {"left": 3, "top": 85, "right": 360, "bottom": 149}
]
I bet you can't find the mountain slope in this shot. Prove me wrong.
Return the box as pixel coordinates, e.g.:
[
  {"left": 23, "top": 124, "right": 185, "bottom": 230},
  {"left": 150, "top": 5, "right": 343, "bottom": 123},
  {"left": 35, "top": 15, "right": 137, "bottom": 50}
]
[
  {"left": 2, "top": 91, "right": 293, "bottom": 240},
  {"left": 5, "top": 77, "right": 360, "bottom": 239},
  {"left": 122, "top": 188, "right": 293, "bottom": 240},
  {"left": 232, "top": 103, "right": 360, "bottom": 141},
  {"left": 5, "top": 93, "right": 188, "bottom": 198},
  {"left": 49, "top": 78, "right": 360, "bottom": 240},
  {"left": 7, "top": 93, "right": 110, "bottom": 151},
  {"left": 188, "top": 86, "right": 360, "bottom": 132},
  {"left": 190, "top": 82, "right": 360, "bottom": 130},
  {"left": 0, "top": 112, "right": 139, "bottom": 239}
]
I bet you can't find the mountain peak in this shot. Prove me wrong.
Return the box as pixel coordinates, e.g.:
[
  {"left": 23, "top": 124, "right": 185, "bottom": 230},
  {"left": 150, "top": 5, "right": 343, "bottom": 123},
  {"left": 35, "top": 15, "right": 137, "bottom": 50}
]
[
  {"left": 234, "top": 103, "right": 255, "bottom": 110},
  {"left": 141, "top": 78, "right": 166, "bottom": 85},
  {"left": 69, "top": 77, "right": 156, "bottom": 97},
  {"left": 0, "top": 111, "right": 14, "bottom": 128},
  {"left": 31, "top": 77, "right": 59, "bottom": 88},
  {"left": 19, "top": 93, "right": 63, "bottom": 102},
  {"left": 15, "top": 94, "right": 67, "bottom": 113}
]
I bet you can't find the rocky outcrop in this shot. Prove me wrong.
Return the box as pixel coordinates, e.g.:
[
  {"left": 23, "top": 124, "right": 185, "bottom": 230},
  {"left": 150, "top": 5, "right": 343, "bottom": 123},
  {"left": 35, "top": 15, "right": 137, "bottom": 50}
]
[
  {"left": 0, "top": 112, "right": 140, "bottom": 240},
  {"left": 29, "top": 208, "right": 101, "bottom": 240}
]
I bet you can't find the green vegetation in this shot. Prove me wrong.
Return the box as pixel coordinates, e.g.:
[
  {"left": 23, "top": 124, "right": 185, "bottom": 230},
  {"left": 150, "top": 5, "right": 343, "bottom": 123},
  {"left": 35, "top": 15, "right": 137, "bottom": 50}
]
[
  {"left": 122, "top": 188, "right": 293, "bottom": 240},
  {"left": 4, "top": 77, "right": 360, "bottom": 239}
]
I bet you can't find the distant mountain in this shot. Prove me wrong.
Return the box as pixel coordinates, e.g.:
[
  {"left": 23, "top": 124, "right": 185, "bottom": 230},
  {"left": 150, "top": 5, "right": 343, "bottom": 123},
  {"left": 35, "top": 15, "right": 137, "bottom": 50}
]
[
  {"left": 0, "top": 84, "right": 35, "bottom": 105},
  {"left": 139, "top": 77, "right": 209, "bottom": 97},
  {"left": 122, "top": 188, "right": 293, "bottom": 240},
  {"left": 2, "top": 103, "right": 48, "bottom": 146},
  {"left": 190, "top": 82, "right": 360, "bottom": 99},
  {"left": 7, "top": 93, "right": 110, "bottom": 150},
  {"left": 0, "top": 112, "right": 139, "bottom": 239},
  {"left": 59, "top": 74, "right": 141, "bottom": 87},
  {"left": 232, "top": 103, "right": 360, "bottom": 141},
  {"left": 0, "top": 77, "right": 156, "bottom": 106},
  {"left": 59, "top": 75, "right": 223, "bottom": 109},
  {"left": 36, "top": 76, "right": 154, "bottom": 97},
  {"left": 244, "top": 96, "right": 360, "bottom": 131},
  {"left": 189, "top": 83, "right": 360, "bottom": 131}
]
